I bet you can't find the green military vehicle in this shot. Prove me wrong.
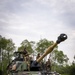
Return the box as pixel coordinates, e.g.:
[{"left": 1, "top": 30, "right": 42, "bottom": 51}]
[{"left": 7, "top": 34, "right": 67, "bottom": 75}]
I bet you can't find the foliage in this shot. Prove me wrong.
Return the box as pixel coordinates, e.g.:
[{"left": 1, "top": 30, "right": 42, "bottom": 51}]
[
  {"left": 69, "top": 64, "right": 75, "bottom": 75},
  {"left": 0, "top": 35, "right": 8, "bottom": 49},
  {"left": 52, "top": 63, "right": 75, "bottom": 75},
  {"left": 0, "top": 35, "right": 16, "bottom": 75},
  {"left": 36, "top": 38, "right": 54, "bottom": 54},
  {"left": 53, "top": 50, "right": 69, "bottom": 65},
  {"left": 18, "top": 39, "right": 35, "bottom": 54}
]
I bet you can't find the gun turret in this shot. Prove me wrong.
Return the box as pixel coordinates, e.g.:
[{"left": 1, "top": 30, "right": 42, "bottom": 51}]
[{"left": 30, "top": 33, "right": 67, "bottom": 71}]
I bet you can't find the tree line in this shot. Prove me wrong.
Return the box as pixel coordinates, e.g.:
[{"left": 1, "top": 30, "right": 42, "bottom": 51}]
[{"left": 0, "top": 35, "right": 75, "bottom": 75}]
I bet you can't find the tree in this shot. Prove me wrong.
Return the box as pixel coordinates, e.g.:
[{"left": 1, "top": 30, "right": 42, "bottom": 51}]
[
  {"left": 52, "top": 50, "right": 69, "bottom": 65},
  {"left": 5, "top": 39, "right": 15, "bottom": 63},
  {"left": 18, "top": 39, "right": 34, "bottom": 54},
  {"left": 0, "top": 35, "right": 16, "bottom": 75},
  {"left": 36, "top": 38, "right": 54, "bottom": 54},
  {"left": 0, "top": 35, "right": 8, "bottom": 49}
]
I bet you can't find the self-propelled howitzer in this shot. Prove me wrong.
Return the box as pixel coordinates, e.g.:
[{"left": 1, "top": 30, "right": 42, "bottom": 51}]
[{"left": 7, "top": 33, "right": 67, "bottom": 75}]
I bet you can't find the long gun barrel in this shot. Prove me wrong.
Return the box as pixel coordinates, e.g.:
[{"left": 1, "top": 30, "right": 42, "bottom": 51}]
[
  {"left": 30, "top": 33, "right": 67, "bottom": 71},
  {"left": 36, "top": 33, "right": 67, "bottom": 63}
]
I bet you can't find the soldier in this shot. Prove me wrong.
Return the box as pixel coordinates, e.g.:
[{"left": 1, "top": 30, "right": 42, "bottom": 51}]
[
  {"left": 46, "top": 59, "right": 51, "bottom": 72},
  {"left": 36, "top": 53, "right": 40, "bottom": 60}
]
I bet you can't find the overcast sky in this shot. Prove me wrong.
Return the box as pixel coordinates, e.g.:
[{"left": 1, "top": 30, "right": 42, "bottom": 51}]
[{"left": 0, "top": 0, "right": 75, "bottom": 63}]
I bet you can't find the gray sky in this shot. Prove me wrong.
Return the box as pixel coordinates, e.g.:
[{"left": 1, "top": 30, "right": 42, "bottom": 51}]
[{"left": 0, "top": 0, "right": 75, "bottom": 63}]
